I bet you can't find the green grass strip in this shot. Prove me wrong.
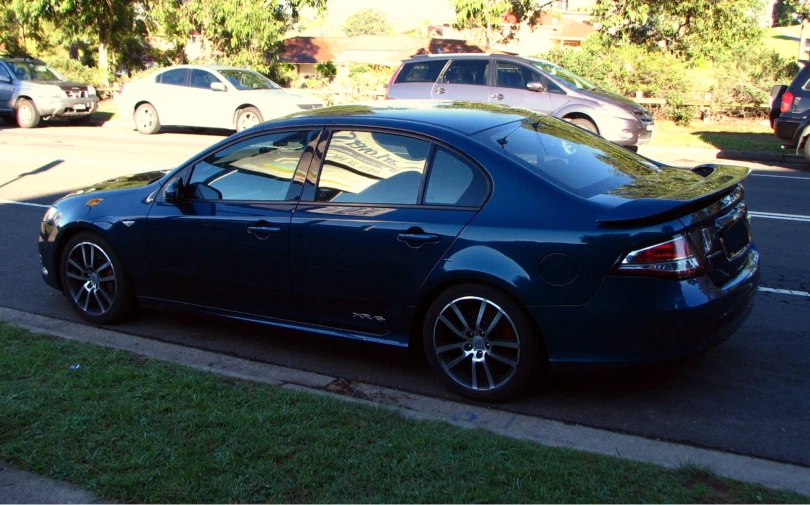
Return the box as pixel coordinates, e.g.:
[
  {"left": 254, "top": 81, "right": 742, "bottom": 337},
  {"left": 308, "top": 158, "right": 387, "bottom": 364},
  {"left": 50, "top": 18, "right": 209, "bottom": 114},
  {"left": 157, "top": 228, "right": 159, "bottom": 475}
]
[{"left": 0, "top": 324, "right": 805, "bottom": 503}]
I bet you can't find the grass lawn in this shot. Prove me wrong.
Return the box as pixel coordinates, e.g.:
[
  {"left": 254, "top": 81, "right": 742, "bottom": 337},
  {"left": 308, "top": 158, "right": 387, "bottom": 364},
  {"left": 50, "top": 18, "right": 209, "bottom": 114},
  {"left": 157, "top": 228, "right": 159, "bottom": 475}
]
[
  {"left": 91, "top": 99, "right": 118, "bottom": 123},
  {"left": 648, "top": 119, "right": 785, "bottom": 153},
  {"left": 765, "top": 25, "right": 803, "bottom": 60},
  {"left": 0, "top": 324, "right": 805, "bottom": 503}
]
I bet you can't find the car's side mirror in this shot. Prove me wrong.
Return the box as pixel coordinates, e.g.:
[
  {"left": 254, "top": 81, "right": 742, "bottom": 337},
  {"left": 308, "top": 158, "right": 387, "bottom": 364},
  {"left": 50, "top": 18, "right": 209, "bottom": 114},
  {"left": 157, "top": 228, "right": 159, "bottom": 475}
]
[
  {"left": 527, "top": 81, "right": 546, "bottom": 92},
  {"left": 210, "top": 82, "right": 226, "bottom": 92},
  {"left": 163, "top": 178, "right": 183, "bottom": 203}
]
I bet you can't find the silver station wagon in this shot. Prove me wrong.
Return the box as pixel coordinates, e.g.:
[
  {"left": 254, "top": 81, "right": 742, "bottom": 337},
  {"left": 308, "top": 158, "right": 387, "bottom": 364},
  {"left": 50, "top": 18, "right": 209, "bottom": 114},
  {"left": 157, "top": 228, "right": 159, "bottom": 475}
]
[{"left": 386, "top": 54, "right": 654, "bottom": 149}]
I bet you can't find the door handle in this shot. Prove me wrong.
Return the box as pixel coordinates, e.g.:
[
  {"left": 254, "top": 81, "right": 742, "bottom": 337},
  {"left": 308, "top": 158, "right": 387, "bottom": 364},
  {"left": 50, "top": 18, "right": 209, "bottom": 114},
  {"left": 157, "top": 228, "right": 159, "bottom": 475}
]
[
  {"left": 491, "top": 93, "right": 504, "bottom": 100},
  {"left": 397, "top": 232, "right": 440, "bottom": 247},
  {"left": 247, "top": 224, "right": 281, "bottom": 240},
  {"left": 435, "top": 87, "right": 446, "bottom": 95}
]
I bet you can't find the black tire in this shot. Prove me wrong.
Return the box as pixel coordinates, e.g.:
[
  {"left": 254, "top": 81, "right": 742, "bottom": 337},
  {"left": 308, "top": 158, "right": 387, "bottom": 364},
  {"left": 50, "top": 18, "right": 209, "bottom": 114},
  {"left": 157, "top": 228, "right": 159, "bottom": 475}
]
[
  {"left": 60, "top": 232, "right": 135, "bottom": 324},
  {"left": 567, "top": 117, "right": 598, "bottom": 134},
  {"left": 422, "top": 283, "right": 542, "bottom": 402},
  {"left": 16, "top": 99, "right": 41, "bottom": 128},
  {"left": 134, "top": 103, "right": 161, "bottom": 134},
  {"left": 804, "top": 137, "right": 810, "bottom": 166},
  {"left": 235, "top": 106, "right": 262, "bottom": 132}
]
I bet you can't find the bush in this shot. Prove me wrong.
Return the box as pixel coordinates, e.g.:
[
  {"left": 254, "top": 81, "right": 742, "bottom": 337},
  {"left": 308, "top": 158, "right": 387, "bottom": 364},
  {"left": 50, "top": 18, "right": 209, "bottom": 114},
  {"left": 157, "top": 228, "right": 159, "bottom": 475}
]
[{"left": 45, "top": 56, "right": 108, "bottom": 88}]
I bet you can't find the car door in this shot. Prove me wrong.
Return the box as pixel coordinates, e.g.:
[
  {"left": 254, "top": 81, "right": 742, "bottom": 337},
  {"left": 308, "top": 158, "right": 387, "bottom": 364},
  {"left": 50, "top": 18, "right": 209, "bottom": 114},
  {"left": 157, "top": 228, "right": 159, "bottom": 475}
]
[
  {"left": 431, "top": 59, "right": 491, "bottom": 102},
  {"left": 0, "top": 63, "right": 13, "bottom": 113},
  {"left": 149, "top": 68, "right": 189, "bottom": 126},
  {"left": 289, "top": 130, "right": 489, "bottom": 335},
  {"left": 186, "top": 68, "right": 234, "bottom": 128},
  {"left": 490, "top": 60, "right": 551, "bottom": 113},
  {"left": 145, "top": 129, "right": 319, "bottom": 318}
]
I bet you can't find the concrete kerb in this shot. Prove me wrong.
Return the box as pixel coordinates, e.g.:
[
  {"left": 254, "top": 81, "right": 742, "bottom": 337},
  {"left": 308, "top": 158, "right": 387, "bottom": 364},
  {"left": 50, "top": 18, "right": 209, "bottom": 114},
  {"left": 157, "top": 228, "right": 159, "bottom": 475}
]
[{"left": 1, "top": 306, "right": 809, "bottom": 498}]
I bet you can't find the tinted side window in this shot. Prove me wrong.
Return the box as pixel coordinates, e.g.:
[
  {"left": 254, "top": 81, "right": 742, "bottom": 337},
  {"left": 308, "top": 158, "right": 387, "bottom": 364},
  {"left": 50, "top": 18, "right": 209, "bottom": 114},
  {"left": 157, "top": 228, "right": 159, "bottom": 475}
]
[
  {"left": 394, "top": 60, "right": 447, "bottom": 83},
  {"left": 189, "top": 69, "right": 220, "bottom": 89},
  {"left": 425, "top": 148, "right": 488, "bottom": 207},
  {"left": 496, "top": 62, "right": 542, "bottom": 89},
  {"left": 158, "top": 69, "right": 187, "bottom": 86},
  {"left": 187, "top": 130, "right": 317, "bottom": 201},
  {"left": 317, "top": 131, "right": 430, "bottom": 205},
  {"left": 0, "top": 64, "right": 9, "bottom": 81},
  {"left": 441, "top": 60, "right": 489, "bottom": 85}
]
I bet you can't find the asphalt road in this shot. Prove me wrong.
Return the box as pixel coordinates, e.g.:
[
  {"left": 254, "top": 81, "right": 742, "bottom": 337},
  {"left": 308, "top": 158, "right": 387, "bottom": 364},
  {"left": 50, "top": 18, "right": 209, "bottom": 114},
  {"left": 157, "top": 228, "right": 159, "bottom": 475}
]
[{"left": 1, "top": 122, "right": 809, "bottom": 467}]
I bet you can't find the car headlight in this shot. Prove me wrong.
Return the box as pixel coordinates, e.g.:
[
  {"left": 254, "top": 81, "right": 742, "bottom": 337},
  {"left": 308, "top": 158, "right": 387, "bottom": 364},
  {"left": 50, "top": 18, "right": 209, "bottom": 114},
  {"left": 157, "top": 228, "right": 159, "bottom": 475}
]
[
  {"left": 42, "top": 206, "right": 61, "bottom": 223},
  {"left": 88, "top": 85, "right": 96, "bottom": 96}
]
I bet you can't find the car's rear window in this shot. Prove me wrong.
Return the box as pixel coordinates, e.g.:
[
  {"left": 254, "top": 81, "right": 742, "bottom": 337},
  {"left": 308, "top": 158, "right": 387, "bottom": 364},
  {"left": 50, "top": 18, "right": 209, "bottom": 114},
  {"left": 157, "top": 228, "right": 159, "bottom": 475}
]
[
  {"left": 394, "top": 60, "right": 447, "bottom": 84},
  {"left": 473, "top": 117, "right": 666, "bottom": 198}
]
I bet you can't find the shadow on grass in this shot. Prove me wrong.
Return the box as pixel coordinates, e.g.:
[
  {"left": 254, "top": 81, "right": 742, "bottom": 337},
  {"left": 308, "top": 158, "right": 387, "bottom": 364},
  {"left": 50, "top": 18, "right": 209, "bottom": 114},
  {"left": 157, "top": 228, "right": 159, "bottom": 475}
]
[
  {"left": 691, "top": 131, "right": 783, "bottom": 153},
  {"left": 771, "top": 33, "right": 800, "bottom": 42}
]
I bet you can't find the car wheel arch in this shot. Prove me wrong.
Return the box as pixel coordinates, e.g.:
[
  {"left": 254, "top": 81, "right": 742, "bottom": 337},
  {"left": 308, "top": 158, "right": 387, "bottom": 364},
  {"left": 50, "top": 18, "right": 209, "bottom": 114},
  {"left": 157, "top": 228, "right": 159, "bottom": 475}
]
[
  {"left": 562, "top": 113, "right": 599, "bottom": 133},
  {"left": 13, "top": 95, "right": 35, "bottom": 110},
  {"left": 52, "top": 222, "right": 117, "bottom": 290},
  {"left": 233, "top": 104, "right": 260, "bottom": 125}
]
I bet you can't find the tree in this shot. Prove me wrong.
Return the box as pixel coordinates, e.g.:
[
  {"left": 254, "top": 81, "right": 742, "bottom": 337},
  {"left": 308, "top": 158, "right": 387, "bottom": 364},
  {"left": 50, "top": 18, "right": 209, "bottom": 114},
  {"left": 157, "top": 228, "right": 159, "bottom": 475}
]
[
  {"left": 592, "top": 0, "right": 766, "bottom": 62},
  {"left": 342, "top": 8, "right": 393, "bottom": 37},
  {"left": 450, "top": 0, "right": 544, "bottom": 50}
]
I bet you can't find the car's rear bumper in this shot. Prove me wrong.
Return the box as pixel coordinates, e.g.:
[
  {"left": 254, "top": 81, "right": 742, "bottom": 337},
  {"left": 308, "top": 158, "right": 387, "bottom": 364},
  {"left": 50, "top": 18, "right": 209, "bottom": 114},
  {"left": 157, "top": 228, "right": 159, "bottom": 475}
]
[
  {"left": 529, "top": 247, "right": 759, "bottom": 364},
  {"left": 774, "top": 116, "right": 801, "bottom": 145}
]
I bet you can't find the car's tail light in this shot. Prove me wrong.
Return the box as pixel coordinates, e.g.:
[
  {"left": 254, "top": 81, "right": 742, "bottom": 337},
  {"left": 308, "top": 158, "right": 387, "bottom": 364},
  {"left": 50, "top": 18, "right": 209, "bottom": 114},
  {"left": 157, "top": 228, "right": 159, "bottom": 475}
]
[
  {"left": 385, "top": 64, "right": 403, "bottom": 100},
  {"left": 616, "top": 235, "right": 704, "bottom": 279},
  {"left": 781, "top": 90, "right": 795, "bottom": 113}
]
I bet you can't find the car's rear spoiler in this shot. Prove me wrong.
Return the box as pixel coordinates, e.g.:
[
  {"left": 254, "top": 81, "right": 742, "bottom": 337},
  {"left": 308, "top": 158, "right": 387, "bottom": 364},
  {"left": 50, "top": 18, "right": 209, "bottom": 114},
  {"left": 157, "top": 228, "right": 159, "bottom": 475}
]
[{"left": 597, "top": 165, "right": 751, "bottom": 226}]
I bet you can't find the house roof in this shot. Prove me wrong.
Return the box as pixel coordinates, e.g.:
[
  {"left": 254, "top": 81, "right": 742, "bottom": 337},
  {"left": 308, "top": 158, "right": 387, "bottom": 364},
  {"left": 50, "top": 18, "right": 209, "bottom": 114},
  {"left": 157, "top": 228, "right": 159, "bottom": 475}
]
[
  {"left": 549, "top": 19, "right": 597, "bottom": 41},
  {"left": 280, "top": 36, "right": 486, "bottom": 66}
]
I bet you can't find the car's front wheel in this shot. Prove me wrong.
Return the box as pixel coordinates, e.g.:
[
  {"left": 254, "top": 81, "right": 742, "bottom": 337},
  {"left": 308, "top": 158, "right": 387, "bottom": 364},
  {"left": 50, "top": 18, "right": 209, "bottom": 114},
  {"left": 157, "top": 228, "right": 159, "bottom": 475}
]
[
  {"left": 60, "top": 232, "right": 135, "bottom": 324},
  {"left": 16, "top": 99, "right": 41, "bottom": 128},
  {"left": 566, "top": 116, "right": 597, "bottom": 134},
  {"left": 235, "top": 106, "right": 262, "bottom": 132},
  {"left": 423, "top": 284, "right": 542, "bottom": 401},
  {"left": 134, "top": 103, "right": 161, "bottom": 134}
]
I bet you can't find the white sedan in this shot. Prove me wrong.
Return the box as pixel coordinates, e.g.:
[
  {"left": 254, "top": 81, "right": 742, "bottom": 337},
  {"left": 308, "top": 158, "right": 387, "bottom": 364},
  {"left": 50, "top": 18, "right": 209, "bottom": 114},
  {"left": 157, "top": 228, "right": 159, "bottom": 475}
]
[{"left": 118, "top": 65, "right": 324, "bottom": 134}]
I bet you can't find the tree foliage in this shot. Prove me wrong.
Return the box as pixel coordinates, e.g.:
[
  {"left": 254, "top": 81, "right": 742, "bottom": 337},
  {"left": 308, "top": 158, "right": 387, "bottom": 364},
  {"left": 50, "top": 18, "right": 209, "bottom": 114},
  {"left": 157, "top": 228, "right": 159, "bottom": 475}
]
[
  {"left": 342, "top": 8, "right": 393, "bottom": 37},
  {"left": 592, "top": 0, "right": 766, "bottom": 62},
  {"left": 450, "top": 0, "right": 544, "bottom": 49},
  {"left": 775, "top": 0, "right": 810, "bottom": 24}
]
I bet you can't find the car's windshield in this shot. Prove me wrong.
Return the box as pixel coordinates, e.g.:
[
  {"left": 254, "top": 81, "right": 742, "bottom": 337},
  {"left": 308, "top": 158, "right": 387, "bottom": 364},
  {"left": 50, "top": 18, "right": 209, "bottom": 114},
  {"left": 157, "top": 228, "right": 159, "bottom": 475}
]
[
  {"left": 530, "top": 60, "right": 596, "bottom": 91},
  {"left": 219, "top": 69, "right": 281, "bottom": 90},
  {"left": 7, "top": 61, "right": 64, "bottom": 82},
  {"left": 474, "top": 116, "right": 675, "bottom": 198}
]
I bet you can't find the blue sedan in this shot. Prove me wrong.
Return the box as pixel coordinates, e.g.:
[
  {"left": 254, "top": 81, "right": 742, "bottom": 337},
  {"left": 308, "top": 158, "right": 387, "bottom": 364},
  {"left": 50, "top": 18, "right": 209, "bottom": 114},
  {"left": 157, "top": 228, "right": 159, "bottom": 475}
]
[{"left": 38, "top": 102, "right": 759, "bottom": 401}]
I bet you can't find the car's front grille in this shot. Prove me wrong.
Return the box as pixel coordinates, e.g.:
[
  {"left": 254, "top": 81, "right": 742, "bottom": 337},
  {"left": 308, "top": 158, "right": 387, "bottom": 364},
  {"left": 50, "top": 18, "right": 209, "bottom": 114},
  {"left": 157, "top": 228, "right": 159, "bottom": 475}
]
[
  {"left": 633, "top": 109, "right": 654, "bottom": 123},
  {"left": 64, "top": 90, "right": 88, "bottom": 99}
]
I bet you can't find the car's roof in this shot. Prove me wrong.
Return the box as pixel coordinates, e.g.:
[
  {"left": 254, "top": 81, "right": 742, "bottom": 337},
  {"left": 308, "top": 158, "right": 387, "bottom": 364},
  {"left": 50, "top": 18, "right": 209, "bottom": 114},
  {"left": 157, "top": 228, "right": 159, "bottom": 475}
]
[
  {"left": 404, "top": 53, "right": 542, "bottom": 64},
  {"left": 1, "top": 57, "right": 46, "bottom": 64},
  {"left": 279, "top": 101, "right": 539, "bottom": 135}
]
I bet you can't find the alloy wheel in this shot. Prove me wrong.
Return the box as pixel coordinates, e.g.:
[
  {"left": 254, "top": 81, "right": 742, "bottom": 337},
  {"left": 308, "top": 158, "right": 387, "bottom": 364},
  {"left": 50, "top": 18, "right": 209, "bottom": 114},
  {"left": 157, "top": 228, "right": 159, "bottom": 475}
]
[
  {"left": 432, "top": 296, "right": 521, "bottom": 392},
  {"left": 238, "top": 111, "right": 260, "bottom": 131},
  {"left": 64, "top": 241, "right": 117, "bottom": 316}
]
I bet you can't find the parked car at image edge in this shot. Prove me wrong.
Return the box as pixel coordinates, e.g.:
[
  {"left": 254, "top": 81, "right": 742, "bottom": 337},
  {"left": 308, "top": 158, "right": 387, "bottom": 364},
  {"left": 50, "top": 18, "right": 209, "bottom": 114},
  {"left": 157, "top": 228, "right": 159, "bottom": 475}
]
[
  {"left": 38, "top": 101, "right": 759, "bottom": 401},
  {"left": 770, "top": 62, "right": 810, "bottom": 163},
  {"left": 117, "top": 64, "right": 324, "bottom": 134},
  {"left": 386, "top": 53, "right": 655, "bottom": 149},
  {"left": 0, "top": 56, "right": 99, "bottom": 128}
]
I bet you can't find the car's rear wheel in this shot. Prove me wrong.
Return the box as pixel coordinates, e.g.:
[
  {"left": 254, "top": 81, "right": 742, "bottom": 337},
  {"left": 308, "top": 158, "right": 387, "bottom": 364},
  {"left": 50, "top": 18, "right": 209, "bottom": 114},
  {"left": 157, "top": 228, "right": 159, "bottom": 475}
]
[
  {"left": 803, "top": 137, "right": 810, "bottom": 165},
  {"left": 60, "top": 232, "right": 135, "bottom": 324},
  {"left": 134, "top": 103, "right": 161, "bottom": 134},
  {"left": 235, "top": 106, "right": 262, "bottom": 132},
  {"left": 566, "top": 116, "right": 597, "bottom": 134},
  {"left": 423, "top": 284, "right": 542, "bottom": 401},
  {"left": 16, "top": 99, "right": 41, "bottom": 128}
]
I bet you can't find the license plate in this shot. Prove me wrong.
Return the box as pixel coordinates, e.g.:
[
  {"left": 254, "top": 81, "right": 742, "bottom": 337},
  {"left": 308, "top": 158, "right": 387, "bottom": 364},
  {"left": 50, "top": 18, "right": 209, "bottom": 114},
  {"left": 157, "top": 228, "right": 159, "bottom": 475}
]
[
  {"left": 74, "top": 104, "right": 86, "bottom": 111},
  {"left": 646, "top": 124, "right": 655, "bottom": 132},
  {"left": 720, "top": 219, "right": 750, "bottom": 259}
]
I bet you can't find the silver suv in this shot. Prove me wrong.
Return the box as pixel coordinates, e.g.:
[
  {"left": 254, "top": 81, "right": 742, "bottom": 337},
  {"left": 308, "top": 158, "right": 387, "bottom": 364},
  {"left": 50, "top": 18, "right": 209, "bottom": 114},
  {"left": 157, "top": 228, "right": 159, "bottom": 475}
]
[
  {"left": 386, "top": 54, "right": 654, "bottom": 149},
  {"left": 0, "top": 57, "right": 99, "bottom": 128}
]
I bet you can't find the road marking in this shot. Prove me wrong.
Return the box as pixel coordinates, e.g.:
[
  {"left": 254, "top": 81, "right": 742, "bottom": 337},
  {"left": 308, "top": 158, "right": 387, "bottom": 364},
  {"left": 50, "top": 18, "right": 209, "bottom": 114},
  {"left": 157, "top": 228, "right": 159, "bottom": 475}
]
[
  {"left": 750, "top": 174, "right": 810, "bottom": 180},
  {"left": 759, "top": 287, "right": 810, "bottom": 298},
  {"left": 0, "top": 199, "right": 49, "bottom": 209},
  {"left": 749, "top": 211, "right": 810, "bottom": 222}
]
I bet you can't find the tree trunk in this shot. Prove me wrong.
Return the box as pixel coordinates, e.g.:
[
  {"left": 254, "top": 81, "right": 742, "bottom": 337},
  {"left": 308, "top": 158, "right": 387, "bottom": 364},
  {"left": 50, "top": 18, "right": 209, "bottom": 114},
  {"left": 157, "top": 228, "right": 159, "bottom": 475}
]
[{"left": 98, "top": 41, "right": 110, "bottom": 86}]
